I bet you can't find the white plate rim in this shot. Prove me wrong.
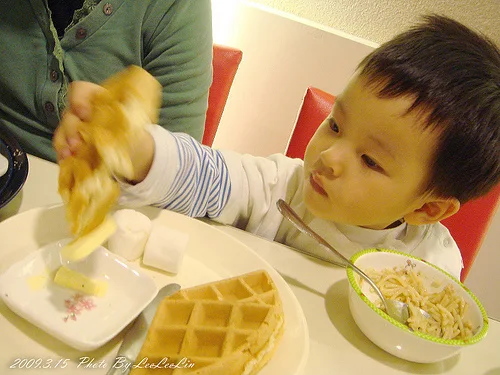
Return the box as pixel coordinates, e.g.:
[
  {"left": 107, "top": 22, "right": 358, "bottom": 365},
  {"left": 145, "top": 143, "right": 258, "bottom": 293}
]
[{"left": 0, "top": 204, "right": 309, "bottom": 375}]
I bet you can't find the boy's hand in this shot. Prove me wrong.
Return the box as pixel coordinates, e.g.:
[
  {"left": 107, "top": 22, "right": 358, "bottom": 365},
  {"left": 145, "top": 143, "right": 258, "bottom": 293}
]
[
  {"left": 55, "top": 67, "right": 160, "bottom": 236},
  {"left": 53, "top": 79, "right": 155, "bottom": 183},
  {"left": 53, "top": 81, "right": 104, "bottom": 162}
]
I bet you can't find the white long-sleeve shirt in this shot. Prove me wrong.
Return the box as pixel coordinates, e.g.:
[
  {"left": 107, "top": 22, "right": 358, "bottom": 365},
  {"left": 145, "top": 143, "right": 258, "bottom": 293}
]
[{"left": 120, "top": 126, "right": 463, "bottom": 279}]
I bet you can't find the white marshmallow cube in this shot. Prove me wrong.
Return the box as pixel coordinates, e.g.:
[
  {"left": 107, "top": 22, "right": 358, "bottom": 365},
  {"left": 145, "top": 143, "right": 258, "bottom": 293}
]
[
  {"left": 107, "top": 209, "right": 152, "bottom": 261},
  {"left": 142, "top": 224, "right": 189, "bottom": 274}
]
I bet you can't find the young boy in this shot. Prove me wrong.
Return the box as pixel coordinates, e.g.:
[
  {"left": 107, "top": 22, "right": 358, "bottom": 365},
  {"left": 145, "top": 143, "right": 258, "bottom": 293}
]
[{"left": 54, "top": 15, "right": 500, "bottom": 280}]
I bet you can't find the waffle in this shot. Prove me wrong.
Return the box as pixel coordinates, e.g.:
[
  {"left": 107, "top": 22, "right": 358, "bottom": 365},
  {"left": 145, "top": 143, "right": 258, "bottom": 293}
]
[{"left": 130, "top": 270, "right": 284, "bottom": 375}]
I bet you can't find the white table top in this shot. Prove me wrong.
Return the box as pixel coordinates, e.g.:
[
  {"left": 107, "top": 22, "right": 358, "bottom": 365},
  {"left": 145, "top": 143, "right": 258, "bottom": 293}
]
[{"left": 1, "top": 155, "right": 499, "bottom": 374}]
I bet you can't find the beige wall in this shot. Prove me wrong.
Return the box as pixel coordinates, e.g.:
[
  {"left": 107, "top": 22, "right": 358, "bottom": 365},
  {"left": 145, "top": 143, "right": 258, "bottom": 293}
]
[{"left": 247, "top": 0, "right": 500, "bottom": 45}]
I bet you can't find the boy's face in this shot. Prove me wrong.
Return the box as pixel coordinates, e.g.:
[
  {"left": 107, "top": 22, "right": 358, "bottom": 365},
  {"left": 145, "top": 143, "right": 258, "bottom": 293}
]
[{"left": 303, "top": 74, "right": 439, "bottom": 229}]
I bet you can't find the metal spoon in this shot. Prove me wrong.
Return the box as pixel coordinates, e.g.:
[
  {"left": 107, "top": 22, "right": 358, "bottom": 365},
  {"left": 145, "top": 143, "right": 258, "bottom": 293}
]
[{"left": 276, "top": 199, "right": 429, "bottom": 324}]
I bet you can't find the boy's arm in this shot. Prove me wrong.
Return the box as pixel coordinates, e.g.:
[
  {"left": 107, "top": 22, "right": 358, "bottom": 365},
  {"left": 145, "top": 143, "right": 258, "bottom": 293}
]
[
  {"left": 119, "top": 125, "right": 304, "bottom": 241},
  {"left": 119, "top": 126, "right": 231, "bottom": 219}
]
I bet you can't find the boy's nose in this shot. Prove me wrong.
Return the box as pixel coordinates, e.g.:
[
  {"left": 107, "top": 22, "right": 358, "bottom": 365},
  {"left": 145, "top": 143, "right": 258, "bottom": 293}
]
[{"left": 320, "top": 145, "right": 347, "bottom": 177}]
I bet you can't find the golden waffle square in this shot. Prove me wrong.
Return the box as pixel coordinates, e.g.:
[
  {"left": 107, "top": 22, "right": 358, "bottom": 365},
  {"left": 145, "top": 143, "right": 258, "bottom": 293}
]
[{"left": 130, "top": 270, "right": 285, "bottom": 375}]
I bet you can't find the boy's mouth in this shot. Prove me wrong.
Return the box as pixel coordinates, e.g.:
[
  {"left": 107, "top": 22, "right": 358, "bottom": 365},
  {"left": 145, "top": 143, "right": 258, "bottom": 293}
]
[{"left": 309, "top": 173, "right": 328, "bottom": 197}]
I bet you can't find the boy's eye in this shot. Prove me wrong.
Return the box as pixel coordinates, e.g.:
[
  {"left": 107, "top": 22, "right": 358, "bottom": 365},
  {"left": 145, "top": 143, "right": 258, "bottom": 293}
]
[
  {"left": 362, "top": 155, "right": 382, "bottom": 171},
  {"left": 329, "top": 119, "right": 339, "bottom": 133}
]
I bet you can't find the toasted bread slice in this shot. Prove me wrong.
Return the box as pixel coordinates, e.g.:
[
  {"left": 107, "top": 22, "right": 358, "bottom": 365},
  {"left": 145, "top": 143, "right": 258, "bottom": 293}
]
[{"left": 58, "top": 66, "right": 161, "bottom": 237}]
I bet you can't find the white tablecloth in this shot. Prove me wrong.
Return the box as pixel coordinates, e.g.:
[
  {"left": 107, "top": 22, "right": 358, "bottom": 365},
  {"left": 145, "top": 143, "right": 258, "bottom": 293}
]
[{"left": 1, "top": 155, "right": 499, "bottom": 374}]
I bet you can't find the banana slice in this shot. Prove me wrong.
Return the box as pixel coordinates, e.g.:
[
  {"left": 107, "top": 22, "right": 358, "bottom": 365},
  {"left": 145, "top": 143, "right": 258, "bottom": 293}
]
[
  {"left": 60, "top": 216, "right": 117, "bottom": 262},
  {"left": 54, "top": 266, "right": 108, "bottom": 296}
]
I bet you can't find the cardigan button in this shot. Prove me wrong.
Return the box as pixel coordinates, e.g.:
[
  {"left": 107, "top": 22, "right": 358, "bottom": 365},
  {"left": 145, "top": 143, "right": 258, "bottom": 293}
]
[
  {"left": 103, "top": 3, "right": 113, "bottom": 15},
  {"left": 76, "top": 28, "right": 87, "bottom": 40},
  {"left": 44, "top": 102, "right": 55, "bottom": 113},
  {"left": 49, "top": 70, "right": 59, "bottom": 82}
]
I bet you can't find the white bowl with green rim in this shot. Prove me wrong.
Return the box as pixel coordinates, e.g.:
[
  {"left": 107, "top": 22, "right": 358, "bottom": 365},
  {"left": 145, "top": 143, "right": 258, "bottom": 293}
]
[{"left": 346, "top": 248, "right": 488, "bottom": 363}]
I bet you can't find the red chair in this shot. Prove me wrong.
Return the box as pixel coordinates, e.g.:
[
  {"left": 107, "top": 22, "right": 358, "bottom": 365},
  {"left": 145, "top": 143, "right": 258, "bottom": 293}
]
[
  {"left": 285, "top": 86, "right": 500, "bottom": 282},
  {"left": 202, "top": 44, "right": 243, "bottom": 146},
  {"left": 285, "top": 87, "right": 335, "bottom": 159},
  {"left": 442, "top": 184, "right": 500, "bottom": 281}
]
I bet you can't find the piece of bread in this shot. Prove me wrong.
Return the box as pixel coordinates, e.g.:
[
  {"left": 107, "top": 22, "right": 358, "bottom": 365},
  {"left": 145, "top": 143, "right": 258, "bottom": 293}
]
[
  {"left": 130, "top": 270, "right": 285, "bottom": 375},
  {"left": 58, "top": 66, "right": 161, "bottom": 236}
]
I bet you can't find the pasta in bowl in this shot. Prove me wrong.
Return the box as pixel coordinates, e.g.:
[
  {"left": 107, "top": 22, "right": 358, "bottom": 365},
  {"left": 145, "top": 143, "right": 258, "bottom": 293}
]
[{"left": 346, "top": 248, "right": 488, "bottom": 363}]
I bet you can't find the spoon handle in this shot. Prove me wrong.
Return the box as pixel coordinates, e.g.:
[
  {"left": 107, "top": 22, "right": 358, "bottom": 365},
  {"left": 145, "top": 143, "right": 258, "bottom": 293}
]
[
  {"left": 276, "top": 199, "right": 388, "bottom": 310},
  {"left": 277, "top": 199, "right": 349, "bottom": 267},
  {"left": 282, "top": 242, "right": 346, "bottom": 267}
]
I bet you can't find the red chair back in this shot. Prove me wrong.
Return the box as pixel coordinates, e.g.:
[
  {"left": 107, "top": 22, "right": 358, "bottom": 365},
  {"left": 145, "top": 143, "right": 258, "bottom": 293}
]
[
  {"left": 203, "top": 44, "right": 243, "bottom": 146},
  {"left": 442, "top": 184, "right": 500, "bottom": 281},
  {"left": 285, "top": 87, "right": 335, "bottom": 159},
  {"left": 285, "top": 86, "right": 500, "bottom": 282}
]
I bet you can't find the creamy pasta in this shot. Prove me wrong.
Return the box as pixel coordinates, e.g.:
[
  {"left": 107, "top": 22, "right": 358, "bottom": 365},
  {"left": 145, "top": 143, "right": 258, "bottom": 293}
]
[{"left": 363, "top": 266, "right": 474, "bottom": 340}]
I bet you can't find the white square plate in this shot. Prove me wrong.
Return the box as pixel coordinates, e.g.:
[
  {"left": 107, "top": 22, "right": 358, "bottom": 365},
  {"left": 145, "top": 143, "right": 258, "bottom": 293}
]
[{"left": 0, "top": 240, "right": 158, "bottom": 351}]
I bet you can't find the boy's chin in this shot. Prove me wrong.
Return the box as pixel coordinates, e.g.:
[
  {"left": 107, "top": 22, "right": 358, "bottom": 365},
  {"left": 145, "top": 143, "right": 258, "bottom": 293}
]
[
  {"left": 303, "top": 195, "right": 339, "bottom": 222},
  {"left": 303, "top": 194, "right": 395, "bottom": 229}
]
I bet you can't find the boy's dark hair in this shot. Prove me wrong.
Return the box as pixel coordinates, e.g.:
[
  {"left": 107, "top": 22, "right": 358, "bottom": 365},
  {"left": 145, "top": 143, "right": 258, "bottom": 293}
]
[{"left": 358, "top": 14, "right": 500, "bottom": 203}]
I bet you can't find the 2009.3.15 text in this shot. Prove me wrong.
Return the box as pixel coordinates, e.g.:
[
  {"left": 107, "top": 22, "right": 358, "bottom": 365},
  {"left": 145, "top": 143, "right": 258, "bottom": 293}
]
[{"left": 9, "top": 358, "right": 70, "bottom": 369}]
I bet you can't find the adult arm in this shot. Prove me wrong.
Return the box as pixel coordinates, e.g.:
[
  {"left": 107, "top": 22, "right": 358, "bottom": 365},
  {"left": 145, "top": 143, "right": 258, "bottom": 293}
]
[{"left": 142, "top": 0, "right": 213, "bottom": 141}]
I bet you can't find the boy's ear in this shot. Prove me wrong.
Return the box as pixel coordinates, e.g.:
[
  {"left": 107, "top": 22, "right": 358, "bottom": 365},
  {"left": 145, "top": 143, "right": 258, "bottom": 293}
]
[{"left": 404, "top": 198, "right": 460, "bottom": 225}]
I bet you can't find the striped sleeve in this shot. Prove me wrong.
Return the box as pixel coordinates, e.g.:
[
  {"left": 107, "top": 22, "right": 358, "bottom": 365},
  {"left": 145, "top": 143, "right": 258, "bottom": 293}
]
[
  {"left": 160, "top": 134, "right": 231, "bottom": 217},
  {"left": 118, "top": 127, "right": 231, "bottom": 219}
]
